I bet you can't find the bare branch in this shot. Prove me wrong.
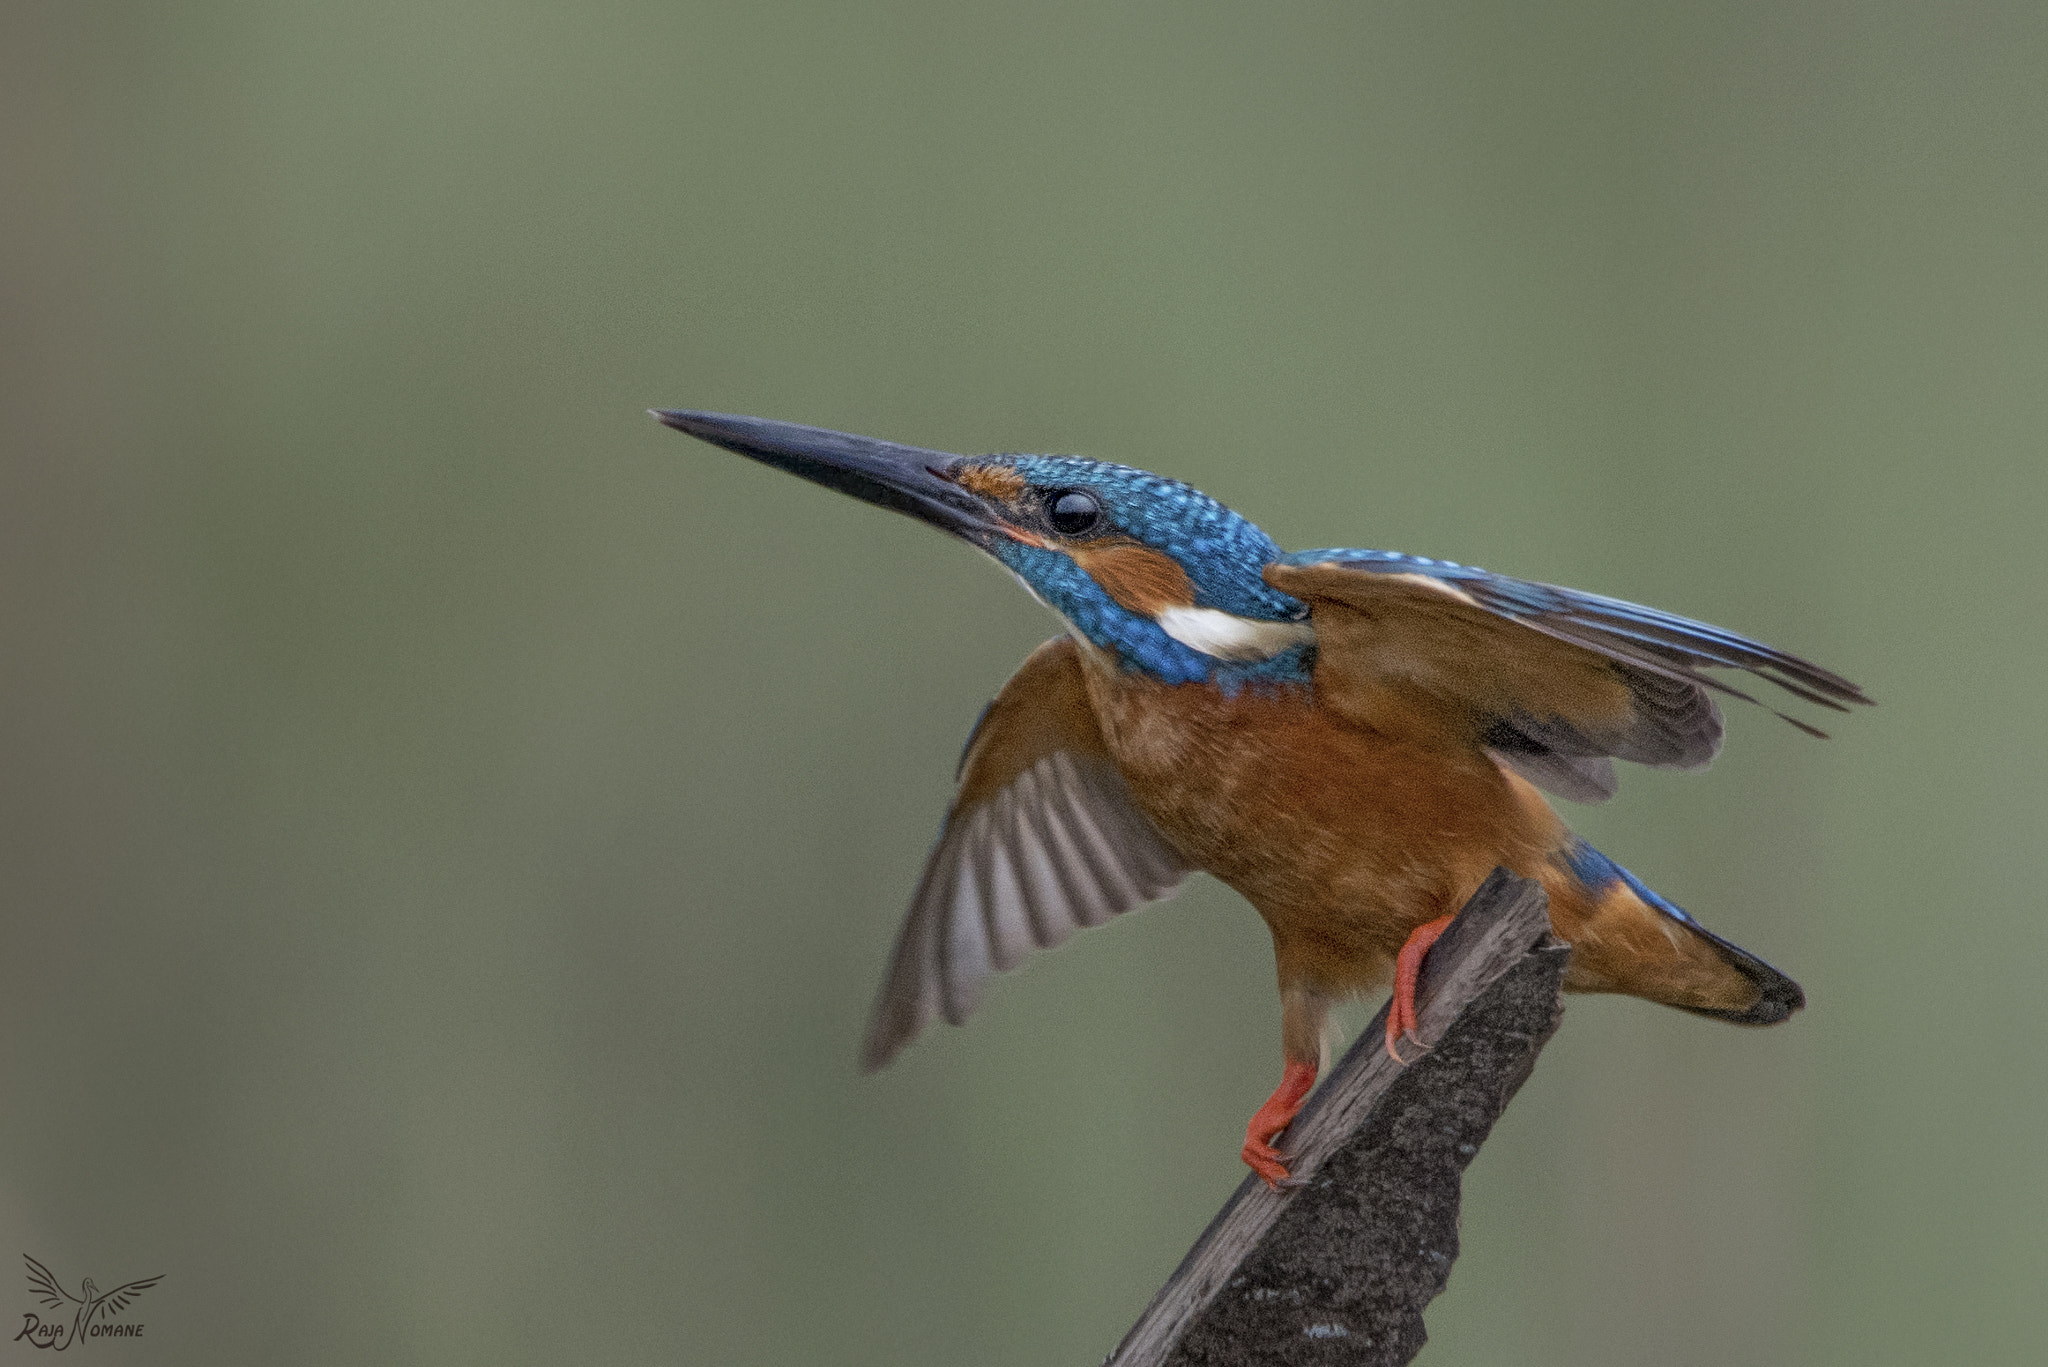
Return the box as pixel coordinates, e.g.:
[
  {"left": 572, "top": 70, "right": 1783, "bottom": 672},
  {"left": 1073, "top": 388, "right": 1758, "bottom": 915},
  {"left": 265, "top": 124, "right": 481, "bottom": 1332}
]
[{"left": 1109, "top": 870, "right": 1567, "bottom": 1366}]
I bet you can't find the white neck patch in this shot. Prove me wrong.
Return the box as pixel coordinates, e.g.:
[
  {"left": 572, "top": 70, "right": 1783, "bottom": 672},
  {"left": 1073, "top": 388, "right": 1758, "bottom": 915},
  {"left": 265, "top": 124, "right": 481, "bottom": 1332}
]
[{"left": 1155, "top": 606, "right": 1315, "bottom": 661}]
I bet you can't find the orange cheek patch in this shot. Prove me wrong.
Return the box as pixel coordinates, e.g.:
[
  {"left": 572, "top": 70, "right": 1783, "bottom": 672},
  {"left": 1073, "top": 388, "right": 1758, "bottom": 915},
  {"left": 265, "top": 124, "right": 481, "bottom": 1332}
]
[
  {"left": 1072, "top": 542, "right": 1197, "bottom": 616},
  {"left": 955, "top": 463, "right": 1028, "bottom": 501}
]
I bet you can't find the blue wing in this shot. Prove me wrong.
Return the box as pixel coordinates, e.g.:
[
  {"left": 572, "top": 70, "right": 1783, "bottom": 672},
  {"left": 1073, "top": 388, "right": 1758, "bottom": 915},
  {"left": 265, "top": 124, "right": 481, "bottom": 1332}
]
[{"left": 1265, "top": 549, "right": 1870, "bottom": 802}]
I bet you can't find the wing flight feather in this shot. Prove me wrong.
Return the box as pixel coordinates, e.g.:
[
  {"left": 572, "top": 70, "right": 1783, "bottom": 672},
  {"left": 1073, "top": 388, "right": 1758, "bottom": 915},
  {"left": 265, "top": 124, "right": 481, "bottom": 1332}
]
[
  {"left": 1266, "top": 550, "right": 1870, "bottom": 801},
  {"left": 860, "top": 639, "right": 1188, "bottom": 1071}
]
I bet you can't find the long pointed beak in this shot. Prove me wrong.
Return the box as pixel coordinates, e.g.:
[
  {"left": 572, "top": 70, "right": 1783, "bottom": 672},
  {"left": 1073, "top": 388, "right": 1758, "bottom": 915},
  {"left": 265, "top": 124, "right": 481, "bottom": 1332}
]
[{"left": 651, "top": 409, "right": 1001, "bottom": 546}]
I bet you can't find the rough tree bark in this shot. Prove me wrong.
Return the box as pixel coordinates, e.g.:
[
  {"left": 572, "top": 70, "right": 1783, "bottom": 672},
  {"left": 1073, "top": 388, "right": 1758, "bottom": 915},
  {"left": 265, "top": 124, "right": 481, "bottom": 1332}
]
[{"left": 1107, "top": 869, "right": 1568, "bottom": 1366}]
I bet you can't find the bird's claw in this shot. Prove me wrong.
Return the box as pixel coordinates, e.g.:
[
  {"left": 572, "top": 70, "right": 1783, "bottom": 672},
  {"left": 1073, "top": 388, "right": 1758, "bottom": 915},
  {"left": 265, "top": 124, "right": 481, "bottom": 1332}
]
[
  {"left": 1240, "top": 1138, "right": 1301, "bottom": 1190},
  {"left": 1383, "top": 1027, "right": 1432, "bottom": 1065}
]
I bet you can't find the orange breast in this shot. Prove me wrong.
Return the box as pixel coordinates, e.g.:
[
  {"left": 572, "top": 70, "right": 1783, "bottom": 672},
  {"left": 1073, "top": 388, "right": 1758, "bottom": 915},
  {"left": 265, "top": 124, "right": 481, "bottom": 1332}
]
[{"left": 1075, "top": 649, "right": 1576, "bottom": 993}]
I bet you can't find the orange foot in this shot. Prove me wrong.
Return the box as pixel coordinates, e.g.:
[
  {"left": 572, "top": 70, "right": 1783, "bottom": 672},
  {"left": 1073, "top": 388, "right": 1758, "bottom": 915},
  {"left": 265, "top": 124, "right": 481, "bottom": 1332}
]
[
  {"left": 1240, "top": 1059, "right": 1317, "bottom": 1189},
  {"left": 1385, "top": 913, "right": 1456, "bottom": 1063}
]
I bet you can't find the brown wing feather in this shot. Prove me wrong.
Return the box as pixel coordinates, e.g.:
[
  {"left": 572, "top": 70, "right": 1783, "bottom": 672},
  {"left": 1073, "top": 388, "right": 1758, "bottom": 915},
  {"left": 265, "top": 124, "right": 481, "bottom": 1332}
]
[
  {"left": 1264, "top": 561, "right": 1732, "bottom": 800},
  {"left": 1268, "top": 564, "right": 1633, "bottom": 729},
  {"left": 859, "top": 637, "right": 1188, "bottom": 1071}
]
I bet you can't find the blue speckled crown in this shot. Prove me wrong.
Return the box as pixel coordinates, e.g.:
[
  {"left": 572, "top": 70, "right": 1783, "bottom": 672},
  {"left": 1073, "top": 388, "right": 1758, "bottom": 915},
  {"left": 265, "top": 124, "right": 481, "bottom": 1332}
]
[{"left": 985, "top": 457, "right": 1313, "bottom": 688}]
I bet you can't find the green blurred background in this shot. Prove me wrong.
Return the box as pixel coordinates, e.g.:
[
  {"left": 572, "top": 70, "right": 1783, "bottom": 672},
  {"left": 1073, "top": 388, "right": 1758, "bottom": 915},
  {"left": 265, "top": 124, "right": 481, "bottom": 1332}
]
[{"left": 4, "top": 2, "right": 2044, "bottom": 1363}]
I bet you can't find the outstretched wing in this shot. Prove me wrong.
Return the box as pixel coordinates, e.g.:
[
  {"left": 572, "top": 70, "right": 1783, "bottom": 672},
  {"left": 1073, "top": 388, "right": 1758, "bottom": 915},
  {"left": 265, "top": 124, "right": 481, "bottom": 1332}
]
[
  {"left": 860, "top": 636, "right": 1188, "bottom": 1071},
  {"left": 23, "top": 1255, "right": 75, "bottom": 1309},
  {"left": 1265, "top": 550, "right": 1870, "bottom": 802},
  {"left": 95, "top": 1275, "right": 163, "bottom": 1318}
]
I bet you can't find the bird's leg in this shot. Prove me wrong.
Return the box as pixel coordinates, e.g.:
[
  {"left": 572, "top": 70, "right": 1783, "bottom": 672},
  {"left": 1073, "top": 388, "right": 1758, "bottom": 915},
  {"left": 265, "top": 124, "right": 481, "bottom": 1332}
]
[
  {"left": 1240, "top": 984, "right": 1330, "bottom": 1189},
  {"left": 1241, "top": 1061, "right": 1314, "bottom": 1188},
  {"left": 1385, "top": 912, "right": 1457, "bottom": 1062}
]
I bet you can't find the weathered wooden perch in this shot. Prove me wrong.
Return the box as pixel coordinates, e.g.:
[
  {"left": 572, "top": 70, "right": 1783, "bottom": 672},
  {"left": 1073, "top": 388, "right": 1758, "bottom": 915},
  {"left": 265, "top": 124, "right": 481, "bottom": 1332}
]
[{"left": 1107, "top": 869, "right": 1568, "bottom": 1367}]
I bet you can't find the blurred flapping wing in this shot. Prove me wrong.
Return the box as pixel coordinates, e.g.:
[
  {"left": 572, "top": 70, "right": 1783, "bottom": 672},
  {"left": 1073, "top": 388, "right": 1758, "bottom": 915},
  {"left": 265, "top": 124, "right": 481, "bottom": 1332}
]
[{"left": 860, "top": 637, "right": 1188, "bottom": 1071}]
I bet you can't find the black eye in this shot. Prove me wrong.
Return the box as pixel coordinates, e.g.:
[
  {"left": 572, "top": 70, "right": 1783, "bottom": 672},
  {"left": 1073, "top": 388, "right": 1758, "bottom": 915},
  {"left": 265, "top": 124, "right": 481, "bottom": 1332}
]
[{"left": 1047, "top": 490, "right": 1101, "bottom": 535}]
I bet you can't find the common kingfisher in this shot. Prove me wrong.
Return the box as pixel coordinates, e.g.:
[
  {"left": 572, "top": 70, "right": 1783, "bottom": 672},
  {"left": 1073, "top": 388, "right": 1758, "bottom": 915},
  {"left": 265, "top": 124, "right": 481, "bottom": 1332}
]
[{"left": 653, "top": 409, "right": 1870, "bottom": 1187}]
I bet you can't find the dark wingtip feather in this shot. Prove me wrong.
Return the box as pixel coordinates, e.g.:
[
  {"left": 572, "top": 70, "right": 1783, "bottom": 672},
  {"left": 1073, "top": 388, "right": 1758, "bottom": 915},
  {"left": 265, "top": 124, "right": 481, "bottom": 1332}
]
[
  {"left": 858, "top": 990, "right": 921, "bottom": 1073},
  {"left": 857, "top": 1035, "right": 903, "bottom": 1075},
  {"left": 1776, "top": 711, "right": 1832, "bottom": 740}
]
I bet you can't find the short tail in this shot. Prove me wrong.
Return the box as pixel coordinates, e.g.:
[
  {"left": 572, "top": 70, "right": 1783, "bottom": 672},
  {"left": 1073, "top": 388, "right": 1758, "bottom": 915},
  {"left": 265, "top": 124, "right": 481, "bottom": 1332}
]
[{"left": 1549, "top": 837, "right": 1805, "bottom": 1025}]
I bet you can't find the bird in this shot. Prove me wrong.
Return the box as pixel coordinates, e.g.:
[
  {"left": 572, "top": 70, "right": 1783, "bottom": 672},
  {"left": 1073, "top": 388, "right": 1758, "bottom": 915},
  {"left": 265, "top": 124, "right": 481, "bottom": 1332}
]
[
  {"left": 651, "top": 408, "right": 1870, "bottom": 1187},
  {"left": 23, "top": 1255, "right": 161, "bottom": 1349}
]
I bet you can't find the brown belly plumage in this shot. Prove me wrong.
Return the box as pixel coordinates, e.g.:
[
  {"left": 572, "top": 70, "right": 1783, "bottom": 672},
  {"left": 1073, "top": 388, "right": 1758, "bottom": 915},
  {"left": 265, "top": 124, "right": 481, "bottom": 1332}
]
[{"left": 1077, "top": 653, "right": 1573, "bottom": 996}]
